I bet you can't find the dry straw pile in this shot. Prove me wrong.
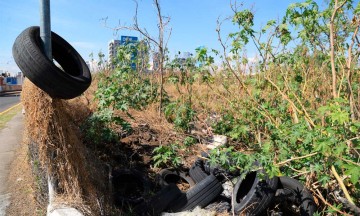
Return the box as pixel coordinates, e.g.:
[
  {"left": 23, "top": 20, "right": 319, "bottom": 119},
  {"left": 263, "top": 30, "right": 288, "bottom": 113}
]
[{"left": 21, "top": 79, "right": 101, "bottom": 215}]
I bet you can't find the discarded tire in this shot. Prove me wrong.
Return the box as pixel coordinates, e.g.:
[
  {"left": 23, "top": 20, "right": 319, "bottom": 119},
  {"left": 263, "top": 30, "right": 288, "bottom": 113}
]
[
  {"left": 157, "top": 168, "right": 195, "bottom": 188},
  {"left": 232, "top": 170, "right": 279, "bottom": 215},
  {"left": 135, "top": 183, "right": 182, "bottom": 216},
  {"left": 112, "top": 169, "right": 151, "bottom": 206},
  {"left": 13, "top": 26, "right": 91, "bottom": 99},
  {"left": 168, "top": 174, "right": 223, "bottom": 212},
  {"left": 274, "top": 176, "right": 316, "bottom": 216},
  {"left": 189, "top": 159, "right": 209, "bottom": 183}
]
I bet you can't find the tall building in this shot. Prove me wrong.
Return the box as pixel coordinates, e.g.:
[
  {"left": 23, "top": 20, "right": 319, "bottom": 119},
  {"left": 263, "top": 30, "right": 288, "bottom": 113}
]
[
  {"left": 108, "top": 39, "right": 121, "bottom": 61},
  {"left": 182, "top": 52, "right": 192, "bottom": 59},
  {"left": 108, "top": 36, "right": 138, "bottom": 69}
]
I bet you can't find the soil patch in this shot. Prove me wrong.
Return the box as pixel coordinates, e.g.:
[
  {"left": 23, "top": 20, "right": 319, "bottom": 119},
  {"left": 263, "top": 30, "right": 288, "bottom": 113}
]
[{"left": 6, "top": 135, "right": 45, "bottom": 215}]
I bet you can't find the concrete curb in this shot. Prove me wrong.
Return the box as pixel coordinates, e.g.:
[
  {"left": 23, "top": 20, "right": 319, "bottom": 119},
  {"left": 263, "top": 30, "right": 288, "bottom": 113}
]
[{"left": 47, "top": 205, "right": 83, "bottom": 216}]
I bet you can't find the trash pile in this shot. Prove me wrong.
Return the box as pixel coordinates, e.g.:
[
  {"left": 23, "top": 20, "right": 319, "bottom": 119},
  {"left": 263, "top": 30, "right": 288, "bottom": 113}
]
[{"left": 112, "top": 153, "right": 317, "bottom": 216}]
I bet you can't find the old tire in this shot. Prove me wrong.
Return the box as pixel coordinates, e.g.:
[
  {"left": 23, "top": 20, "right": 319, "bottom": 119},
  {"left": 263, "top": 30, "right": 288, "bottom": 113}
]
[
  {"left": 189, "top": 159, "right": 208, "bottom": 183},
  {"left": 135, "top": 184, "right": 183, "bottom": 216},
  {"left": 168, "top": 174, "right": 223, "bottom": 212},
  {"left": 233, "top": 171, "right": 279, "bottom": 215},
  {"left": 157, "top": 168, "right": 196, "bottom": 188},
  {"left": 12, "top": 26, "right": 91, "bottom": 99},
  {"left": 274, "top": 176, "right": 316, "bottom": 216}
]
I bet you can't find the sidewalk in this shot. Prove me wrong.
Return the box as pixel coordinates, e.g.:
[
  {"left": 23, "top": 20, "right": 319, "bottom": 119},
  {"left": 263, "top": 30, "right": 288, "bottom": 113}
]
[{"left": 0, "top": 112, "right": 23, "bottom": 215}]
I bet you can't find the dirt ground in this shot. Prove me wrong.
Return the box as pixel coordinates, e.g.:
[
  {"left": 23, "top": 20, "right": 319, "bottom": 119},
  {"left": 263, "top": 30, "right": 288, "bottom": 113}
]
[{"left": 5, "top": 135, "right": 45, "bottom": 216}]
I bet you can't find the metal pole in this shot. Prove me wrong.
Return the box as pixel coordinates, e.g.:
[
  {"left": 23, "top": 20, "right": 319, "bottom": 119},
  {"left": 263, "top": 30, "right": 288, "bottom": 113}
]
[
  {"left": 40, "top": 0, "right": 55, "bottom": 205},
  {"left": 39, "top": 0, "right": 52, "bottom": 60}
]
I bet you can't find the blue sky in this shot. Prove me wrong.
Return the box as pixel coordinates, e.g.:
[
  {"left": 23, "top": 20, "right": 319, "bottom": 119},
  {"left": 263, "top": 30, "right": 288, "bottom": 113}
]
[{"left": 1, "top": 0, "right": 307, "bottom": 74}]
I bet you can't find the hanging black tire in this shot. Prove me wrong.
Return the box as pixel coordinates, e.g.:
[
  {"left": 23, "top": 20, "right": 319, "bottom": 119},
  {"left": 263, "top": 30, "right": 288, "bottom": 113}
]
[
  {"left": 157, "top": 168, "right": 196, "bottom": 188},
  {"left": 189, "top": 159, "right": 209, "bottom": 183},
  {"left": 272, "top": 176, "right": 316, "bottom": 216},
  {"left": 167, "top": 174, "right": 223, "bottom": 212},
  {"left": 134, "top": 183, "right": 183, "bottom": 216},
  {"left": 232, "top": 170, "right": 279, "bottom": 215},
  {"left": 12, "top": 26, "right": 91, "bottom": 99}
]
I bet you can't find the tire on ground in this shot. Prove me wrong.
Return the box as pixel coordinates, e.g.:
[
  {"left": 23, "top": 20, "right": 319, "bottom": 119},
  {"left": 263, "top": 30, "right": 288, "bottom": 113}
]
[
  {"left": 167, "top": 174, "right": 223, "bottom": 212},
  {"left": 12, "top": 26, "right": 91, "bottom": 99},
  {"left": 274, "top": 176, "right": 316, "bottom": 216},
  {"left": 157, "top": 168, "right": 196, "bottom": 188},
  {"left": 135, "top": 183, "right": 182, "bottom": 216},
  {"left": 232, "top": 170, "right": 279, "bottom": 215},
  {"left": 189, "top": 159, "right": 208, "bottom": 183}
]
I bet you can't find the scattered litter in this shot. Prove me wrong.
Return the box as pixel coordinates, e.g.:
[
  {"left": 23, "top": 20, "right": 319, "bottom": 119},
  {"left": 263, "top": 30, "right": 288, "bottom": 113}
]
[
  {"left": 204, "top": 200, "right": 231, "bottom": 213},
  {"left": 221, "top": 180, "right": 234, "bottom": 199},
  {"left": 206, "top": 135, "right": 227, "bottom": 149},
  {"left": 161, "top": 206, "right": 216, "bottom": 216}
]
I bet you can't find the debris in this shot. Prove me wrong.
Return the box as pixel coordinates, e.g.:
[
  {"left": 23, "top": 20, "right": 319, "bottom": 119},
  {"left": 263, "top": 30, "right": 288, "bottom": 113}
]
[
  {"left": 221, "top": 180, "right": 234, "bottom": 199},
  {"left": 161, "top": 206, "right": 216, "bottom": 216},
  {"left": 47, "top": 206, "right": 83, "bottom": 216},
  {"left": 206, "top": 135, "right": 227, "bottom": 149}
]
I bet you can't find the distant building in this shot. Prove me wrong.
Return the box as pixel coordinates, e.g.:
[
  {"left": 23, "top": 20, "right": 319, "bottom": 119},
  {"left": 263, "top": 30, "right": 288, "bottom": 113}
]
[
  {"left": 173, "top": 51, "right": 193, "bottom": 69},
  {"left": 182, "top": 52, "right": 192, "bottom": 59},
  {"left": 0, "top": 70, "right": 11, "bottom": 77},
  {"left": 108, "top": 36, "right": 138, "bottom": 69},
  {"left": 0, "top": 72, "right": 23, "bottom": 93},
  {"left": 86, "top": 60, "right": 102, "bottom": 73},
  {"left": 108, "top": 39, "right": 121, "bottom": 61},
  {"left": 16, "top": 72, "right": 24, "bottom": 85}
]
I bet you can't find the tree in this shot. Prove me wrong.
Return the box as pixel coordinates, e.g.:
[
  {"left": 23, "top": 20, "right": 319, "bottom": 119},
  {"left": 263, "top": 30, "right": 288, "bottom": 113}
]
[{"left": 103, "top": 0, "right": 172, "bottom": 116}]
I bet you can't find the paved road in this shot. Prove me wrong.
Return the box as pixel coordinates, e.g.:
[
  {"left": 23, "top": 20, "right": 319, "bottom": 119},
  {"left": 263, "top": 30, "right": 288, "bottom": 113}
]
[
  {"left": 0, "top": 95, "right": 21, "bottom": 113},
  {"left": 0, "top": 113, "right": 23, "bottom": 215}
]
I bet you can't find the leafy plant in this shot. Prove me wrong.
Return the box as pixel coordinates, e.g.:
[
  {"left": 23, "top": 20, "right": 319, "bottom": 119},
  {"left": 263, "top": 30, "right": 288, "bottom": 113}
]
[
  {"left": 152, "top": 144, "right": 182, "bottom": 168},
  {"left": 86, "top": 0, "right": 360, "bottom": 213},
  {"left": 96, "top": 43, "right": 158, "bottom": 114},
  {"left": 183, "top": 136, "right": 197, "bottom": 147},
  {"left": 212, "top": 112, "right": 252, "bottom": 142},
  {"left": 204, "top": 1, "right": 360, "bottom": 212},
  {"left": 164, "top": 101, "right": 196, "bottom": 132},
  {"left": 81, "top": 109, "right": 119, "bottom": 146}
]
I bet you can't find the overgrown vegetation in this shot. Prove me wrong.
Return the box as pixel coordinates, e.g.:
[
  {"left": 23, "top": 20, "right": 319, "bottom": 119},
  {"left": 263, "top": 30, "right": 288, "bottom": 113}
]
[{"left": 85, "top": 0, "right": 360, "bottom": 214}]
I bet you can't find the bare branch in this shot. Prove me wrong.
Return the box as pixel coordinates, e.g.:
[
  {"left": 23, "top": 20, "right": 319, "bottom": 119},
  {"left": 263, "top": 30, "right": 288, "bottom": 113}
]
[
  {"left": 329, "top": 0, "right": 348, "bottom": 98},
  {"left": 216, "top": 16, "right": 278, "bottom": 127},
  {"left": 100, "top": 0, "right": 171, "bottom": 114}
]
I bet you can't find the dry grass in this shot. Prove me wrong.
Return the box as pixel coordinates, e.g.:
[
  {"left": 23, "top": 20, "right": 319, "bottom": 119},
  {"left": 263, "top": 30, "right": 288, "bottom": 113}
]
[{"left": 21, "top": 79, "right": 100, "bottom": 215}]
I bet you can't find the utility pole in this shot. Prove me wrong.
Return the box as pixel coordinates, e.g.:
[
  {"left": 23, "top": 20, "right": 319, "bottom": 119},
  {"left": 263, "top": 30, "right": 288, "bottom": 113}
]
[
  {"left": 39, "top": 0, "right": 52, "bottom": 60},
  {"left": 39, "top": 0, "right": 55, "bottom": 205}
]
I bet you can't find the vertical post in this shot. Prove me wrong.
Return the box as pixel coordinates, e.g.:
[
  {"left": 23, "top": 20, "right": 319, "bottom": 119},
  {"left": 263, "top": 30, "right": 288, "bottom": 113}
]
[
  {"left": 39, "top": 0, "right": 52, "bottom": 60},
  {"left": 40, "top": 0, "right": 55, "bottom": 206}
]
